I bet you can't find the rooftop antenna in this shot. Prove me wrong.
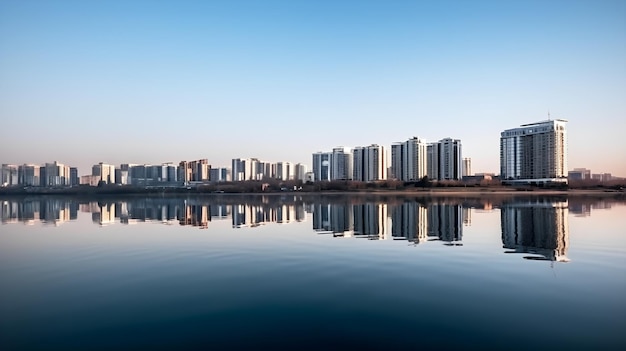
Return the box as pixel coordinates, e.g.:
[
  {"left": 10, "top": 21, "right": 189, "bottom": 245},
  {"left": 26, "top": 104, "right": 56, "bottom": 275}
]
[{"left": 548, "top": 110, "right": 551, "bottom": 121}]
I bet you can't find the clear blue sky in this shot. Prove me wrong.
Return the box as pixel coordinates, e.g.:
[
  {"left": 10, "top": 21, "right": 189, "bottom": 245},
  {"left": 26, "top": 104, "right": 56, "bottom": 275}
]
[{"left": 1, "top": 0, "right": 625, "bottom": 176}]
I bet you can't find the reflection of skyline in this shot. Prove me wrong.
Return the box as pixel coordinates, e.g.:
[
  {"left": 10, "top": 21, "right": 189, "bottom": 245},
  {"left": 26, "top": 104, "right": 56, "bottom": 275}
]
[
  {"left": 1, "top": 198, "right": 307, "bottom": 229},
  {"left": 568, "top": 200, "right": 612, "bottom": 217},
  {"left": 313, "top": 202, "right": 465, "bottom": 244},
  {"left": 501, "top": 200, "right": 569, "bottom": 262},
  {"left": 1, "top": 197, "right": 615, "bottom": 260},
  {"left": 1, "top": 199, "right": 77, "bottom": 226}
]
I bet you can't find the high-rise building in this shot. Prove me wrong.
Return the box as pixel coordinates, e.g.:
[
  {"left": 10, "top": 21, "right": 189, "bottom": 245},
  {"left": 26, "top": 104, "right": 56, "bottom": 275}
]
[
  {"left": 352, "top": 144, "right": 386, "bottom": 181},
  {"left": 18, "top": 164, "right": 41, "bottom": 186},
  {"left": 1, "top": 164, "right": 19, "bottom": 187},
  {"left": 294, "top": 163, "right": 307, "bottom": 182},
  {"left": 69, "top": 167, "right": 79, "bottom": 186},
  {"left": 92, "top": 163, "right": 116, "bottom": 184},
  {"left": 232, "top": 158, "right": 264, "bottom": 181},
  {"left": 179, "top": 160, "right": 209, "bottom": 182},
  {"left": 438, "top": 138, "right": 462, "bottom": 180},
  {"left": 331, "top": 147, "right": 353, "bottom": 180},
  {"left": 390, "top": 143, "right": 403, "bottom": 180},
  {"left": 500, "top": 119, "right": 568, "bottom": 183},
  {"left": 426, "top": 138, "right": 462, "bottom": 181},
  {"left": 44, "top": 161, "right": 70, "bottom": 186},
  {"left": 391, "top": 137, "right": 427, "bottom": 181},
  {"left": 427, "top": 143, "right": 439, "bottom": 180},
  {"left": 462, "top": 158, "right": 472, "bottom": 177},
  {"left": 312, "top": 152, "right": 332, "bottom": 181},
  {"left": 276, "top": 162, "right": 294, "bottom": 180},
  {"left": 210, "top": 167, "right": 231, "bottom": 182}
]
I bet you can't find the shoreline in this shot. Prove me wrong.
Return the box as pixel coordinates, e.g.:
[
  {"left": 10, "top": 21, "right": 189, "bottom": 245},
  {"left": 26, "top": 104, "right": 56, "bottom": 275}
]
[{"left": 0, "top": 187, "right": 623, "bottom": 198}]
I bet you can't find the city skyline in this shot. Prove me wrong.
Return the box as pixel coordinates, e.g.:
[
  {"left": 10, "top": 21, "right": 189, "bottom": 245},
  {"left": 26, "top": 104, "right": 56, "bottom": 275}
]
[{"left": 1, "top": 1, "right": 625, "bottom": 175}]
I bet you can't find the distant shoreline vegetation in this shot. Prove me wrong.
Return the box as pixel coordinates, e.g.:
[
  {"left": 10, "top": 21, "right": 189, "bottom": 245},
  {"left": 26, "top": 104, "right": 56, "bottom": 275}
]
[{"left": 0, "top": 179, "right": 624, "bottom": 197}]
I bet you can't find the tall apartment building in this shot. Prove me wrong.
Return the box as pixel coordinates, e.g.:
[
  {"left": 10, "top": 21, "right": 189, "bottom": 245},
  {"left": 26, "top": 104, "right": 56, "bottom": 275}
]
[
  {"left": 390, "top": 137, "right": 427, "bottom": 181},
  {"left": 427, "top": 138, "right": 462, "bottom": 181},
  {"left": 232, "top": 158, "right": 265, "bottom": 181},
  {"left": 210, "top": 167, "right": 231, "bottom": 182},
  {"left": 438, "top": 138, "right": 462, "bottom": 180},
  {"left": 69, "top": 167, "right": 79, "bottom": 186},
  {"left": 276, "top": 162, "right": 294, "bottom": 180},
  {"left": 18, "top": 164, "right": 41, "bottom": 186},
  {"left": 294, "top": 163, "right": 307, "bottom": 182},
  {"left": 312, "top": 152, "right": 332, "bottom": 181},
  {"left": 92, "top": 163, "right": 116, "bottom": 184},
  {"left": 179, "top": 159, "right": 210, "bottom": 182},
  {"left": 427, "top": 143, "right": 439, "bottom": 180},
  {"left": 352, "top": 144, "right": 386, "bottom": 181},
  {"left": 462, "top": 158, "right": 472, "bottom": 177},
  {"left": 500, "top": 119, "right": 568, "bottom": 183},
  {"left": 43, "top": 161, "right": 71, "bottom": 186},
  {"left": 1, "top": 164, "right": 19, "bottom": 186},
  {"left": 331, "top": 147, "right": 352, "bottom": 180},
  {"left": 126, "top": 164, "right": 178, "bottom": 185}
]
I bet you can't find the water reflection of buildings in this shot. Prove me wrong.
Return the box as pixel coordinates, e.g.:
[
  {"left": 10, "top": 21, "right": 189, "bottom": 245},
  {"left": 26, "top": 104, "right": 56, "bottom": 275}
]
[
  {"left": 0, "top": 198, "right": 579, "bottom": 261},
  {"left": 232, "top": 204, "right": 303, "bottom": 228},
  {"left": 568, "top": 200, "right": 612, "bottom": 217},
  {"left": 1, "top": 199, "right": 77, "bottom": 225},
  {"left": 313, "top": 202, "right": 466, "bottom": 244},
  {"left": 501, "top": 200, "right": 569, "bottom": 262},
  {"left": 0, "top": 198, "right": 306, "bottom": 229},
  {"left": 391, "top": 202, "right": 428, "bottom": 243},
  {"left": 428, "top": 204, "right": 464, "bottom": 245}
]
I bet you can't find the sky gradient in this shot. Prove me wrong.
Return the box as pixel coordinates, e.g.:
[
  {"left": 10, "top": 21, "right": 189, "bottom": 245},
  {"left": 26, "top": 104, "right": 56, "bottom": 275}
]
[{"left": 1, "top": 0, "right": 625, "bottom": 176}]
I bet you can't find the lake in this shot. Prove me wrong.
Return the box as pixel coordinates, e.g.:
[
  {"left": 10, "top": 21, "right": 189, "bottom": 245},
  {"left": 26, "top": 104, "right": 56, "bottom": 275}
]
[{"left": 1, "top": 194, "right": 625, "bottom": 350}]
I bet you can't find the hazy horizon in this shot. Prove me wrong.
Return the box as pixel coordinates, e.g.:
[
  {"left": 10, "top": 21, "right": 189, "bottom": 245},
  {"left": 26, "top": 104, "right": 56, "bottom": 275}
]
[{"left": 1, "top": 0, "right": 625, "bottom": 176}]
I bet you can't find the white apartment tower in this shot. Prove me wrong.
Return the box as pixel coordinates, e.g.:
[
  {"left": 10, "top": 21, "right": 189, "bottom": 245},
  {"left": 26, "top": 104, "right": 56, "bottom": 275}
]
[
  {"left": 439, "top": 138, "right": 462, "bottom": 180},
  {"left": 276, "top": 162, "right": 294, "bottom": 180},
  {"left": 427, "top": 138, "right": 462, "bottom": 181},
  {"left": 294, "top": 163, "right": 307, "bottom": 181},
  {"left": 232, "top": 158, "right": 254, "bottom": 181},
  {"left": 462, "top": 158, "right": 472, "bottom": 177},
  {"left": 390, "top": 143, "right": 403, "bottom": 180},
  {"left": 44, "top": 161, "right": 71, "bottom": 186},
  {"left": 427, "top": 143, "right": 439, "bottom": 180},
  {"left": 391, "top": 137, "right": 427, "bottom": 181},
  {"left": 500, "top": 119, "right": 568, "bottom": 183},
  {"left": 92, "top": 163, "right": 116, "bottom": 184},
  {"left": 352, "top": 144, "right": 386, "bottom": 181}
]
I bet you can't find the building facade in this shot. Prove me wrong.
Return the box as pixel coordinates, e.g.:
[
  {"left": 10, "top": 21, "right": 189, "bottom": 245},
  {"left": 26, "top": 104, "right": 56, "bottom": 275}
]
[
  {"left": 312, "top": 152, "right": 332, "bottom": 181},
  {"left": 462, "top": 158, "right": 472, "bottom": 177},
  {"left": 43, "top": 161, "right": 71, "bottom": 186},
  {"left": 1, "top": 164, "right": 19, "bottom": 186},
  {"left": 352, "top": 144, "right": 386, "bottom": 182},
  {"left": 18, "top": 164, "right": 41, "bottom": 186},
  {"left": 500, "top": 119, "right": 568, "bottom": 183},
  {"left": 568, "top": 168, "right": 591, "bottom": 180},
  {"left": 92, "top": 163, "right": 116, "bottom": 184},
  {"left": 391, "top": 137, "right": 427, "bottom": 181},
  {"left": 426, "top": 138, "right": 462, "bottom": 181},
  {"left": 331, "top": 147, "right": 352, "bottom": 180}
]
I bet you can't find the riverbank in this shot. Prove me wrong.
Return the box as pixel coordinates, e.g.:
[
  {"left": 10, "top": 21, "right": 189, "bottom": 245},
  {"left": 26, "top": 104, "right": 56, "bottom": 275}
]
[{"left": 0, "top": 185, "right": 623, "bottom": 198}]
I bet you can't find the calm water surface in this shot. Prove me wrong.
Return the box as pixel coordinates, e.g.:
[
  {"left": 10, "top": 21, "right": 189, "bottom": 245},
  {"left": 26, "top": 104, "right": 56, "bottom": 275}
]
[{"left": 1, "top": 195, "right": 625, "bottom": 350}]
